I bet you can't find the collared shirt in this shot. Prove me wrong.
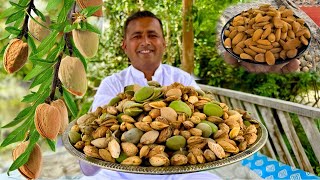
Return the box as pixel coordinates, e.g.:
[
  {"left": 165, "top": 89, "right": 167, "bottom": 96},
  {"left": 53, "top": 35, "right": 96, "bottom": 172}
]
[{"left": 92, "top": 64, "right": 200, "bottom": 111}]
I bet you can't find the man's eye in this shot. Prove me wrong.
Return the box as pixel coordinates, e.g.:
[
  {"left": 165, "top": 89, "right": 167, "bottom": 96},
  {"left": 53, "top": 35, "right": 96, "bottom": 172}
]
[{"left": 132, "top": 35, "right": 141, "bottom": 39}]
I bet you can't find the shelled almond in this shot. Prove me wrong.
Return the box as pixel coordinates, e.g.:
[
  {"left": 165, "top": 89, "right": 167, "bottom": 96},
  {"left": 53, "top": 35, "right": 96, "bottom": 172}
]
[{"left": 223, "top": 4, "right": 311, "bottom": 65}]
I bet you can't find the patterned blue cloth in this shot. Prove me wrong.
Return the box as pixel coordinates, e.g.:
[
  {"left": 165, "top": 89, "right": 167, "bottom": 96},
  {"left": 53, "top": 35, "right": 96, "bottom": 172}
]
[{"left": 242, "top": 152, "right": 319, "bottom": 179}]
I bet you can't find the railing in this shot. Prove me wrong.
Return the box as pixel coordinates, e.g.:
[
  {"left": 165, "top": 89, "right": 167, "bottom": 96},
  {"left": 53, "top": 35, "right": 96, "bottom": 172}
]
[{"left": 199, "top": 84, "right": 320, "bottom": 173}]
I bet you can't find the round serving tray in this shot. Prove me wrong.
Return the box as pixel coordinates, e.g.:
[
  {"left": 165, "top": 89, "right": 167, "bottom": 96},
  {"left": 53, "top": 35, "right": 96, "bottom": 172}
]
[{"left": 62, "top": 119, "right": 268, "bottom": 174}]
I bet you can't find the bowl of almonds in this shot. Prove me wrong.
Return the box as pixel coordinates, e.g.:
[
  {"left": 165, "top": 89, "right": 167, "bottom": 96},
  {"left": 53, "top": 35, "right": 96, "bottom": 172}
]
[
  {"left": 221, "top": 4, "right": 311, "bottom": 65},
  {"left": 63, "top": 82, "right": 268, "bottom": 174}
]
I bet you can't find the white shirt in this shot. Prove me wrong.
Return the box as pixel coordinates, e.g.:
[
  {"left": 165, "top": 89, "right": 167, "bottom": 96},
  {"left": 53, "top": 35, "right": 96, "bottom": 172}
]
[{"left": 92, "top": 64, "right": 200, "bottom": 111}]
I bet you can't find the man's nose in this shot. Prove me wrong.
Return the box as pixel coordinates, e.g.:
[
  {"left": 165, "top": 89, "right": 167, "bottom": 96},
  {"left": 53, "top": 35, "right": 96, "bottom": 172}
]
[{"left": 141, "top": 36, "right": 151, "bottom": 45}]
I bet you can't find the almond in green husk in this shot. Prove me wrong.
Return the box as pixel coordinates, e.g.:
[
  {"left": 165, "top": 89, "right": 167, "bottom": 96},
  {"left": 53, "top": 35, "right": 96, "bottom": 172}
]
[
  {"left": 121, "top": 128, "right": 143, "bottom": 144},
  {"left": 203, "top": 103, "right": 224, "bottom": 117},
  {"left": 28, "top": 16, "right": 51, "bottom": 41},
  {"left": 3, "top": 39, "right": 28, "bottom": 74},
  {"left": 169, "top": 101, "right": 192, "bottom": 117},
  {"left": 34, "top": 103, "right": 61, "bottom": 140},
  {"left": 58, "top": 56, "right": 87, "bottom": 96},
  {"left": 51, "top": 99, "right": 69, "bottom": 134},
  {"left": 165, "top": 135, "right": 186, "bottom": 151},
  {"left": 201, "top": 120, "right": 218, "bottom": 134},
  {"left": 68, "top": 131, "right": 81, "bottom": 144},
  {"left": 13, "top": 141, "right": 42, "bottom": 179},
  {"left": 196, "top": 123, "right": 213, "bottom": 138},
  {"left": 134, "top": 86, "right": 154, "bottom": 102},
  {"left": 72, "top": 30, "right": 99, "bottom": 58}
]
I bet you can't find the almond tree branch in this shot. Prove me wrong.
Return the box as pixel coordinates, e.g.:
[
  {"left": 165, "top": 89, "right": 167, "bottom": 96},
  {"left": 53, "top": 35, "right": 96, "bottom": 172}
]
[
  {"left": 18, "top": 0, "right": 35, "bottom": 40},
  {"left": 46, "top": 2, "right": 76, "bottom": 103}
]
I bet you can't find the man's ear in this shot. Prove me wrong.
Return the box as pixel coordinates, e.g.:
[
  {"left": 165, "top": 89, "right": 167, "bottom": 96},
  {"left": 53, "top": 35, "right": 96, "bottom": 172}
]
[{"left": 121, "top": 40, "right": 126, "bottom": 52}]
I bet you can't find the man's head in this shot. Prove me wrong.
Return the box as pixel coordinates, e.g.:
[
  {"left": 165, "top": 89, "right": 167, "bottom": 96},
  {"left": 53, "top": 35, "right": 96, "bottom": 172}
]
[{"left": 122, "top": 11, "right": 166, "bottom": 78}]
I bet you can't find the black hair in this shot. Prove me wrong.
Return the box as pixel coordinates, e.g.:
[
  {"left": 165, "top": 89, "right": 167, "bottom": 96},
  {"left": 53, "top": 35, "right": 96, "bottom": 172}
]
[{"left": 124, "top": 10, "right": 164, "bottom": 37}]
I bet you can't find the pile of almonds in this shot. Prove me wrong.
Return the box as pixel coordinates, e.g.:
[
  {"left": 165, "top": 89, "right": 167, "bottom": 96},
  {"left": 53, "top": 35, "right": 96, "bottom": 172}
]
[
  {"left": 69, "top": 82, "right": 260, "bottom": 167},
  {"left": 223, "top": 4, "right": 311, "bottom": 65}
]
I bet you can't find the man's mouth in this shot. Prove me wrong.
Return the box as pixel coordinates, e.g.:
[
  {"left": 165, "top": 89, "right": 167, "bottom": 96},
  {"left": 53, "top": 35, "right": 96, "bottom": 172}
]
[{"left": 138, "top": 50, "right": 153, "bottom": 54}]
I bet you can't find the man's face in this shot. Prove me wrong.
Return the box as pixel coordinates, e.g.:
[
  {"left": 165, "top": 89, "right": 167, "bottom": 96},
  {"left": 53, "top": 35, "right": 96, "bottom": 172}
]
[{"left": 122, "top": 17, "right": 166, "bottom": 71}]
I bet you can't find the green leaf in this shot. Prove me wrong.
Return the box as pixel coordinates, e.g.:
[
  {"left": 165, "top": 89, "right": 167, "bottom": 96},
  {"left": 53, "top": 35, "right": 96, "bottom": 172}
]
[
  {"left": 64, "top": 23, "right": 77, "bottom": 33},
  {"left": 30, "top": 58, "right": 55, "bottom": 65},
  {"left": 8, "top": 130, "right": 40, "bottom": 173},
  {"left": 33, "top": 8, "right": 46, "bottom": 22},
  {"left": 29, "top": 67, "right": 53, "bottom": 89},
  {"left": 31, "top": 31, "right": 59, "bottom": 58},
  {"left": 1, "top": 106, "right": 33, "bottom": 128},
  {"left": 6, "top": 11, "right": 25, "bottom": 24},
  {"left": 46, "top": 0, "right": 62, "bottom": 11},
  {"left": 0, "top": 31, "right": 11, "bottom": 40},
  {"left": 63, "top": 87, "right": 78, "bottom": 117},
  {"left": 71, "top": 39, "right": 87, "bottom": 71},
  {"left": 0, "top": 6, "right": 18, "bottom": 19},
  {"left": 21, "top": 92, "right": 37, "bottom": 103},
  {"left": 18, "top": 0, "right": 30, "bottom": 6},
  {"left": 84, "top": 22, "right": 101, "bottom": 34},
  {"left": 37, "top": 78, "right": 52, "bottom": 93},
  {"left": 23, "top": 84, "right": 50, "bottom": 106},
  {"left": 0, "top": 118, "right": 33, "bottom": 147},
  {"left": 46, "top": 139, "right": 56, "bottom": 151},
  {"left": 81, "top": 5, "right": 102, "bottom": 17},
  {"left": 46, "top": 42, "right": 64, "bottom": 62},
  {"left": 24, "top": 63, "right": 52, "bottom": 81},
  {"left": 50, "top": 22, "right": 68, "bottom": 32},
  {"left": 9, "top": 1, "right": 28, "bottom": 9},
  {"left": 27, "top": 34, "right": 37, "bottom": 53},
  {"left": 13, "top": 16, "right": 24, "bottom": 28},
  {"left": 57, "top": 0, "right": 74, "bottom": 23},
  {"left": 21, "top": 80, "right": 50, "bottom": 103},
  {"left": 5, "top": 26, "right": 21, "bottom": 35}
]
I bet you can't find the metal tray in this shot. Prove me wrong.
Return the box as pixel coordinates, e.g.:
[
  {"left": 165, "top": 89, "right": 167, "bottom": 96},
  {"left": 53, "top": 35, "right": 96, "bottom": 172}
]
[{"left": 62, "top": 119, "right": 268, "bottom": 174}]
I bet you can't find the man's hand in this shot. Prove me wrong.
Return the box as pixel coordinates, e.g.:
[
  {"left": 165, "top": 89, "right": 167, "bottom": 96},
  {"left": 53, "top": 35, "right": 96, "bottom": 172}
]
[{"left": 224, "top": 52, "right": 300, "bottom": 73}]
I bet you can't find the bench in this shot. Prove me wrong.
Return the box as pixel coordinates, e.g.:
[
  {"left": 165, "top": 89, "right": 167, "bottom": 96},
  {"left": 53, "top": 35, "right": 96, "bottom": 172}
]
[{"left": 199, "top": 84, "right": 320, "bottom": 174}]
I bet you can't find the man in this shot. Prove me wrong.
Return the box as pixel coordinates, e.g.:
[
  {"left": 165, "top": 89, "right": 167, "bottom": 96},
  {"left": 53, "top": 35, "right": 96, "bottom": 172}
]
[
  {"left": 80, "top": 10, "right": 221, "bottom": 180},
  {"left": 90, "top": 10, "right": 200, "bottom": 112}
]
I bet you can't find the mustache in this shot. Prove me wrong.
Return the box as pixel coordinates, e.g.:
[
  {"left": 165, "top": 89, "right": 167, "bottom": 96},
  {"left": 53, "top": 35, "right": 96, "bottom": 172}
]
[{"left": 137, "top": 45, "right": 154, "bottom": 51}]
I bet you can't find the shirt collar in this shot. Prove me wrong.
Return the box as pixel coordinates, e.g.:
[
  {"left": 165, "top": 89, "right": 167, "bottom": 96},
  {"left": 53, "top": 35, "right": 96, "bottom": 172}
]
[
  {"left": 130, "top": 65, "right": 145, "bottom": 79},
  {"left": 129, "top": 64, "right": 163, "bottom": 81}
]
